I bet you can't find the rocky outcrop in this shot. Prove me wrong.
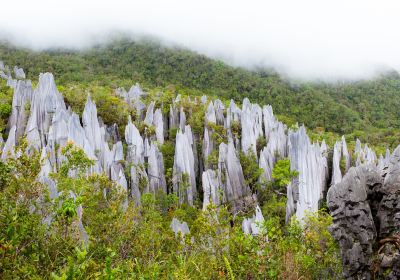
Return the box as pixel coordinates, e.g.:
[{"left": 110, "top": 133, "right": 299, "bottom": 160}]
[
  {"left": 241, "top": 98, "right": 263, "bottom": 155},
  {"left": 147, "top": 142, "right": 167, "bottom": 195},
  {"left": 327, "top": 165, "right": 381, "bottom": 279},
  {"left": 259, "top": 105, "right": 287, "bottom": 183},
  {"left": 170, "top": 218, "right": 190, "bottom": 237},
  {"left": 153, "top": 109, "right": 164, "bottom": 144},
  {"left": 2, "top": 125, "right": 16, "bottom": 159},
  {"left": 8, "top": 80, "right": 33, "bottom": 140},
  {"left": 173, "top": 126, "right": 196, "bottom": 205},
  {"left": 218, "top": 141, "right": 251, "bottom": 207},
  {"left": 328, "top": 151, "right": 400, "bottom": 279},
  {"left": 331, "top": 136, "right": 351, "bottom": 187},
  {"left": 125, "top": 116, "right": 147, "bottom": 205},
  {"left": 355, "top": 139, "right": 377, "bottom": 167},
  {"left": 202, "top": 169, "right": 220, "bottom": 209},
  {"left": 242, "top": 205, "right": 266, "bottom": 236},
  {"left": 26, "top": 73, "right": 66, "bottom": 150},
  {"left": 286, "top": 126, "right": 328, "bottom": 222},
  {"left": 377, "top": 147, "right": 400, "bottom": 238},
  {"left": 13, "top": 66, "right": 25, "bottom": 79}
]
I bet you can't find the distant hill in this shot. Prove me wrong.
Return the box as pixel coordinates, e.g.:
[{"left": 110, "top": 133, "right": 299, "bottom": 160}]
[{"left": 1, "top": 38, "right": 399, "bottom": 148}]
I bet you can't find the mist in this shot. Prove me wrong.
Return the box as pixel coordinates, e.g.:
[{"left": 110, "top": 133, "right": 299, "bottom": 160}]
[{"left": 1, "top": 0, "right": 400, "bottom": 81}]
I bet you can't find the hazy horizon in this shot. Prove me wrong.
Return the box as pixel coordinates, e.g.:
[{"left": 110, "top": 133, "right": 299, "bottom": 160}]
[{"left": 1, "top": 0, "right": 400, "bottom": 81}]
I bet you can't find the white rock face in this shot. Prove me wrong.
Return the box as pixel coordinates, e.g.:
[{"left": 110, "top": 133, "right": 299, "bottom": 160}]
[
  {"left": 226, "top": 100, "right": 241, "bottom": 149},
  {"left": 218, "top": 141, "right": 250, "bottom": 203},
  {"left": 331, "top": 141, "right": 343, "bottom": 187},
  {"left": 170, "top": 218, "right": 190, "bottom": 237},
  {"left": 0, "top": 71, "right": 8, "bottom": 80},
  {"left": 205, "top": 101, "right": 217, "bottom": 124},
  {"left": 259, "top": 105, "right": 287, "bottom": 183},
  {"left": 120, "top": 84, "right": 146, "bottom": 116},
  {"left": 2, "top": 125, "right": 16, "bottom": 160},
  {"left": 241, "top": 98, "right": 263, "bottom": 155},
  {"left": 242, "top": 205, "right": 265, "bottom": 236},
  {"left": 179, "top": 107, "right": 186, "bottom": 131},
  {"left": 7, "top": 77, "right": 17, "bottom": 88},
  {"left": 202, "top": 169, "right": 220, "bottom": 209},
  {"left": 173, "top": 127, "right": 196, "bottom": 205},
  {"left": 38, "top": 147, "right": 58, "bottom": 199},
  {"left": 355, "top": 139, "right": 377, "bottom": 166},
  {"left": 214, "top": 99, "right": 225, "bottom": 126},
  {"left": 8, "top": 80, "right": 33, "bottom": 140},
  {"left": 26, "top": 73, "right": 66, "bottom": 149},
  {"left": 144, "top": 101, "right": 155, "bottom": 125},
  {"left": 147, "top": 142, "right": 167, "bottom": 194},
  {"left": 286, "top": 126, "right": 328, "bottom": 222},
  {"left": 153, "top": 109, "right": 164, "bottom": 144},
  {"left": 13, "top": 66, "right": 25, "bottom": 79},
  {"left": 331, "top": 136, "right": 352, "bottom": 186},
  {"left": 169, "top": 105, "right": 179, "bottom": 130},
  {"left": 82, "top": 95, "right": 107, "bottom": 171},
  {"left": 125, "top": 117, "right": 147, "bottom": 205},
  {"left": 203, "top": 102, "right": 217, "bottom": 168},
  {"left": 341, "top": 136, "right": 351, "bottom": 171}
]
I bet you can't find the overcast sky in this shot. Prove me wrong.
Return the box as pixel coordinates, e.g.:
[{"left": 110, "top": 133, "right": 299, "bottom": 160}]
[{"left": 1, "top": 0, "right": 399, "bottom": 81}]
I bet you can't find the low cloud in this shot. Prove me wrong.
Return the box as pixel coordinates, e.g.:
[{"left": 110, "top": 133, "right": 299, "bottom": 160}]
[{"left": 1, "top": 0, "right": 400, "bottom": 81}]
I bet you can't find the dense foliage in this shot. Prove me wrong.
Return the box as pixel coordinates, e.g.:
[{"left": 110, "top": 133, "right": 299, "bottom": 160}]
[
  {"left": 0, "top": 141, "right": 342, "bottom": 279},
  {"left": 0, "top": 38, "right": 400, "bottom": 149}
]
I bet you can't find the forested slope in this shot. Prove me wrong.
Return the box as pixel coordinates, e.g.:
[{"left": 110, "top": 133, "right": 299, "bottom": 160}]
[{"left": 1, "top": 38, "right": 399, "bottom": 148}]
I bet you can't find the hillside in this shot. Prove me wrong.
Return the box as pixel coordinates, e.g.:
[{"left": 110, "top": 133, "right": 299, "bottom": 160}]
[
  {"left": 1, "top": 40, "right": 400, "bottom": 279},
  {"left": 1, "top": 39, "right": 400, "bottom": 149}
]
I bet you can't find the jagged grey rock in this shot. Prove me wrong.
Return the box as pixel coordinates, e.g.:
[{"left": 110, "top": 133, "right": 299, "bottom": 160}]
[
  {"left": 355, "top": 139, "right": 377, "bottom": 166},
  {"left": 144, "top": 101, "right": 155, "bottom": 125},
  {"left": 0, "top": 71, "right": 8, "bottom": 80},
  {"left": 218, "top": 141, "right": 250, "bottom": 206},
  {"left": 179, "top": 107, "right": 186, "bottom": 131},
  {"left": 38, "top": 147, "right": 58, "bottom": 199},
  {"left": 173, "top": 127, "right": 196, "bottom": 205},
  {"left": 7, "top": 77, "right": 17, "bottom": 88},
  {"left": 202, "top": 169, "right": 220, "bottom": 209},
  {"left": 125, "top": 117, "right": 147, "bottom": 205},
  {"left": 331, "top": 141, "right": 343, "bottom": 187},
  {"left": 214, "top": 99, "right": 225, "bottom": 126},
  {"left": 327, "top": 165, "right": 382, "bottom": 279},
  {"left": 2, "top": 125, "right": 16, "bottom": 160},
  {"left": 242, "top": 205, "right": 265, "bottom": 236},
  {"left": 203, "top": 102, "right": 217, "bottom": 168},
  {"left": 226, "top": 100, "right": 241, "bottom": 149},
  {"left": 286, "top": 126, "right": 328, "bottom": 222},
  {"left": 13, "top": 66, "right": 25, "bottom": 79},
  {"left": 169, "top": 104, "right": 179, "bottom": 130},
  {"left": 153, "top": 109, "right": 164, "bottom": 144},
  {"left": 341, "top": 136, "right": 351, "bottom": 172},
  {"left": 377, "top": 146, "right": 400, "bottom": 238},
  {"left": 170, "top": 218, "right": 190, "bottom": 237},
  {"left": 8, "top": 80, "right": 33, "bottom": 140},
  {"left": 241, "top": 98, "right": 263, "bottom": 155},
  {"left": 259, "top": 106, "right": 287, "bottom": 183},
  {"left": 26, "top": 73, "right": 66, "bottom": 149},
  {"left": 147, "top": 142, "right": 167, "bottom": 195}
]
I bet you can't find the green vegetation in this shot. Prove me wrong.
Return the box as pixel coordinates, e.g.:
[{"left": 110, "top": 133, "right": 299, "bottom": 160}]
[
  {"left": 1, "top": 38, "right": 399, "bottom": 150},
  {"left": 0, "top": 141, "right": 342, "bottom": 279},
  {"left": 0, "top": 79, "right": 13, "bottom": 133},
  {"left": 240, "top": 149, "right": 264, "bottom": 191},
  {"left": 272, "top": 159, "right": 299, "bottom": 191}
]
